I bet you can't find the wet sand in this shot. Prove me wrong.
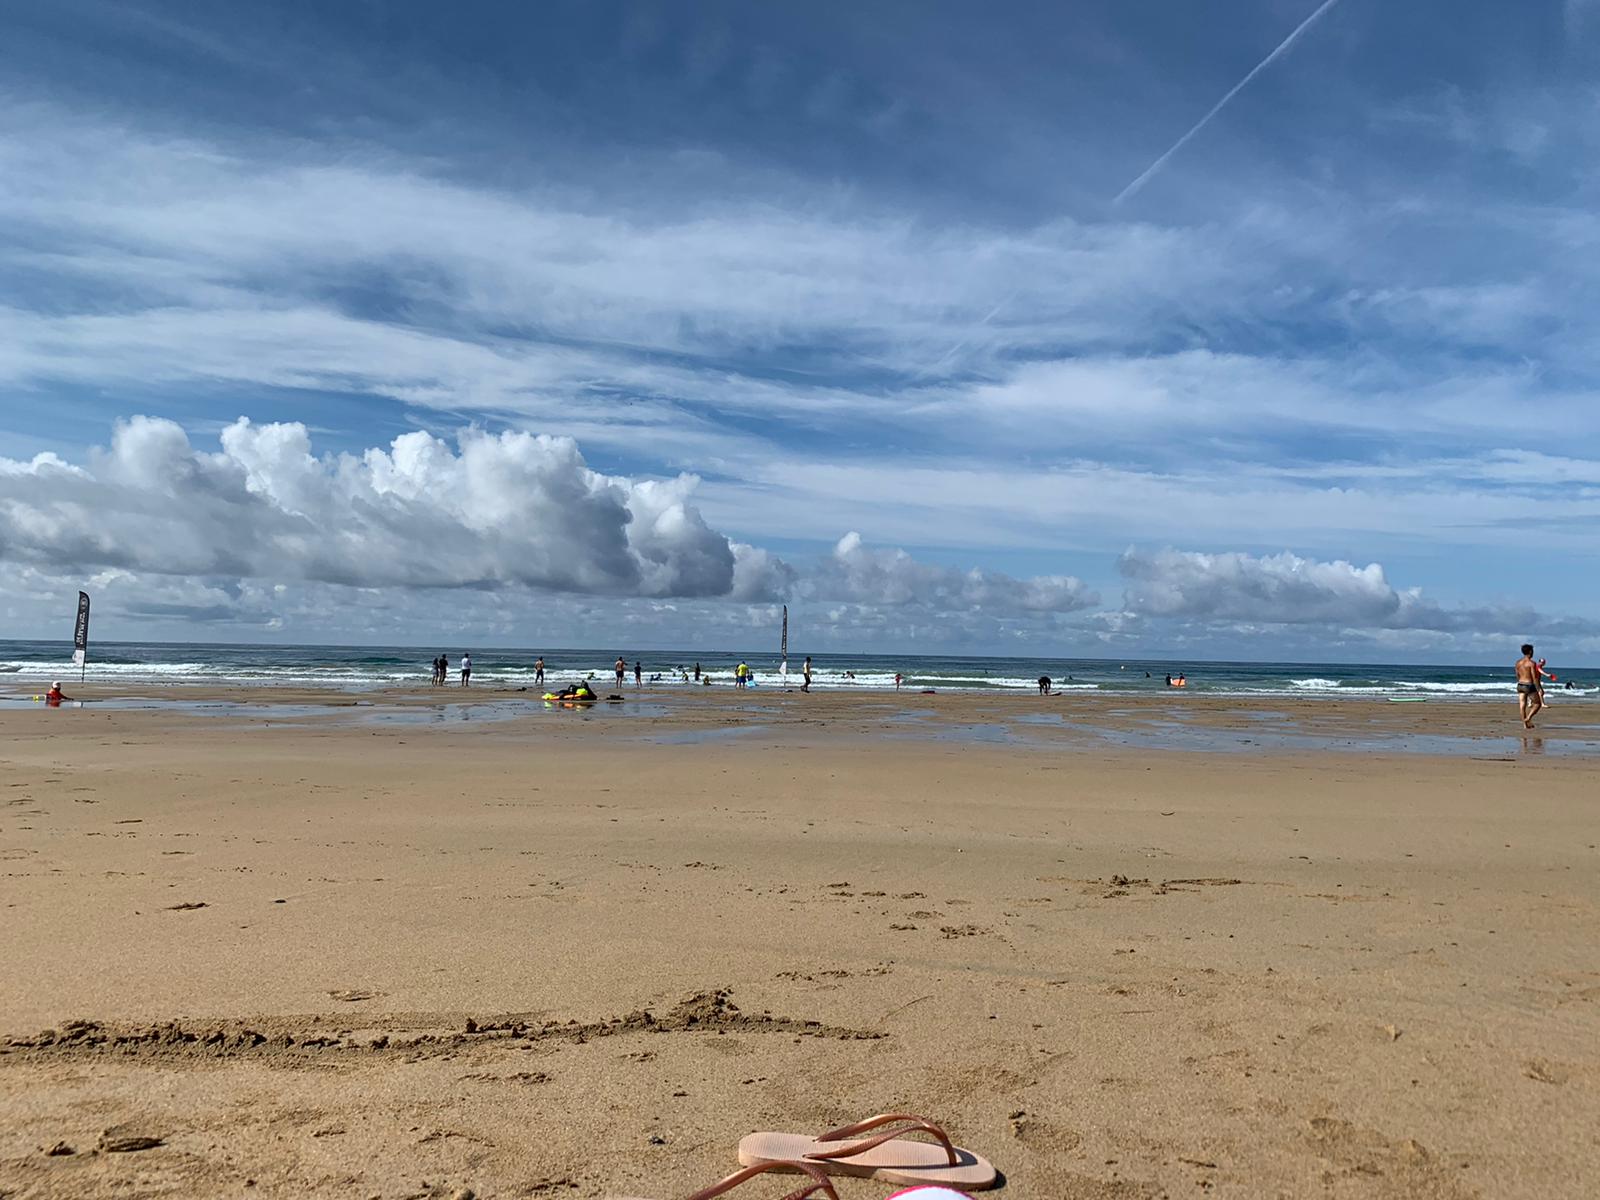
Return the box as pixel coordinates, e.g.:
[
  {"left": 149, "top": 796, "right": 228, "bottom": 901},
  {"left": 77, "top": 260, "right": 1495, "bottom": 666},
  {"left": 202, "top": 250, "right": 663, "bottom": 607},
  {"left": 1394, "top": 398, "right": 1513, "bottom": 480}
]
[{"left": 1, "top": 690, "right": 1597, "bottom": 1198}]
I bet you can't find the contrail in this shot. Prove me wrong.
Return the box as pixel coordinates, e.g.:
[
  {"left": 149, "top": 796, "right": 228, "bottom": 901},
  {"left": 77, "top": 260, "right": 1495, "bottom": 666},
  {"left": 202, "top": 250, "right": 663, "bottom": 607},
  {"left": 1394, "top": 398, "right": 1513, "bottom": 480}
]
[
  {"left": 1113, "top": 0, "right": 1345, "bottom": 205},
  {"left": 914, "top": 291, "right": 1017, "bottom": 380}
]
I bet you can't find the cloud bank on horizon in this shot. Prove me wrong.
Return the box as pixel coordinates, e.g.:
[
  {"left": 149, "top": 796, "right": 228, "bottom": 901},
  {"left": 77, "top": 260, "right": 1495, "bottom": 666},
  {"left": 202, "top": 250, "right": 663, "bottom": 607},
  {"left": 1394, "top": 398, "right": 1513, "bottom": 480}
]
[{"left": 0, "top": 0, "right": 1597, "bottom": 660}]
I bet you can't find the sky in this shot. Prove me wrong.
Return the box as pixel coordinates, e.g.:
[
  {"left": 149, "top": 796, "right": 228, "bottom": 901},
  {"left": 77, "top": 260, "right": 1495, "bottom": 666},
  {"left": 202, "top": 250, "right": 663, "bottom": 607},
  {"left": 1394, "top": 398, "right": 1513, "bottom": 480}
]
[{"left": 2, "top": 0, "right": 1598, "bottom": 661}]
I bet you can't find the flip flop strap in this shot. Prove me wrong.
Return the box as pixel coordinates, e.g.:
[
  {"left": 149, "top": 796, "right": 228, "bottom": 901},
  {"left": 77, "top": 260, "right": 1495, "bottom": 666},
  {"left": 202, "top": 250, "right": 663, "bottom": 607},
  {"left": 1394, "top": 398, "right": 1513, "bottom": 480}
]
[
  {"left": 808, "top": 1113, "right": 960, "bottom": 1167},
  {"left": 685, "top": 1161, "right": 840, "bottom": 1200}
]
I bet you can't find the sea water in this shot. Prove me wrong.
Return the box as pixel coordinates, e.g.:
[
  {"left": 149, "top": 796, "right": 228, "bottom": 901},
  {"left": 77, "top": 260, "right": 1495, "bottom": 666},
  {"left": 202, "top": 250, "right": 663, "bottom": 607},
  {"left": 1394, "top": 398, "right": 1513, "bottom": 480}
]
[{"left": 0, "top": 640, "right": 1594, "bottom": 701}]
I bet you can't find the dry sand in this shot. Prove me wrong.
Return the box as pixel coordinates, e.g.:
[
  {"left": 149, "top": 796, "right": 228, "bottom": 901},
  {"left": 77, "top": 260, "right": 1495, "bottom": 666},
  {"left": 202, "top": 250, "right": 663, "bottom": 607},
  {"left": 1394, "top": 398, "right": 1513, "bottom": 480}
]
[{"left": 1, "top": 689, "right": 1597, "bottom": 1198}]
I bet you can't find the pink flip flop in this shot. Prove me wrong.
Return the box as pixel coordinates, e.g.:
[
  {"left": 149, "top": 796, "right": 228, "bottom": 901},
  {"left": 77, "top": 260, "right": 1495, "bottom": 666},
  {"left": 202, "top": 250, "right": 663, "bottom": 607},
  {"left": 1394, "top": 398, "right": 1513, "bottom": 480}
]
[
  {"left": 737, "top": 1113, "right": 997, "bottom": 1191},
  {"left": 617, "top": 1159, "right": 840, "bottom": 1200}
]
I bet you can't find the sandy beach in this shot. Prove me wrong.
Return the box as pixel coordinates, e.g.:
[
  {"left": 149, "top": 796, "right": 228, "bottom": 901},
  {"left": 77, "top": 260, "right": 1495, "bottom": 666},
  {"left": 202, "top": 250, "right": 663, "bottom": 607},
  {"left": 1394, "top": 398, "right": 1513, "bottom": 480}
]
[{"left": 2, "top": 689, "right": 1597, "bottom": 1198}]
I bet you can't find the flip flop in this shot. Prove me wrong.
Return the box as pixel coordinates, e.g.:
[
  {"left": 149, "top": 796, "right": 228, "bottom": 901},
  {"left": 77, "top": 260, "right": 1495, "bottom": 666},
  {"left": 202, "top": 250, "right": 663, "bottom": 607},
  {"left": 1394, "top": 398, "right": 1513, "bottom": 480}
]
[
  {"left": 616, "top": 1160, "right": 840, "bottom": 1200},
  {"left": 737, "top": 1113, "right": 996, "bottom": 1191}
]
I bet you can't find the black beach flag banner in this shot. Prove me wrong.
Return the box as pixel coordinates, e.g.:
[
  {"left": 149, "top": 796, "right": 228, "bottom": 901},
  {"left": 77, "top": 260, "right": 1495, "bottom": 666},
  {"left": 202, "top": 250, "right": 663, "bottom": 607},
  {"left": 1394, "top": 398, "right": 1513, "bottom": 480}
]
[
  {"left": 72, "top": 591, "right": 90, "bottom": 676},
  {"left": 781, "top": 605, "right": 788, "bottom": 660}
]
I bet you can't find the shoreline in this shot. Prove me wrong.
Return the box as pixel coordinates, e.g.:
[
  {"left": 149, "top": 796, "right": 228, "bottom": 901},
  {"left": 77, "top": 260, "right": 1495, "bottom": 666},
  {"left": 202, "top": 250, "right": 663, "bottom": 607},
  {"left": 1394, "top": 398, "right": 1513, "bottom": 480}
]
[{"left": 4, "top": 681, "right": 1598, "bottom": 757}]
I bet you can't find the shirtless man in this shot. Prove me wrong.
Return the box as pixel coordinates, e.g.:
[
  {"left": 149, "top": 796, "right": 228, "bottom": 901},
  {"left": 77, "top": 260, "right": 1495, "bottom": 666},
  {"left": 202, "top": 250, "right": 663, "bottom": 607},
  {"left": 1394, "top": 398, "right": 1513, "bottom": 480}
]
[{"left": 1515, "top": 643, "right": 1542, "bottom": 728}]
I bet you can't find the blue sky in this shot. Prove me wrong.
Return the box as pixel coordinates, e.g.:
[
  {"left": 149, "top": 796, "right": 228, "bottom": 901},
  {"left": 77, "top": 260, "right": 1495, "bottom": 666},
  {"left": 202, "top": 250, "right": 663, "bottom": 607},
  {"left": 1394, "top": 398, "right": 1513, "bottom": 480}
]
[{"left": 1, "top": 0, "right": 1598, "bottom": 660}]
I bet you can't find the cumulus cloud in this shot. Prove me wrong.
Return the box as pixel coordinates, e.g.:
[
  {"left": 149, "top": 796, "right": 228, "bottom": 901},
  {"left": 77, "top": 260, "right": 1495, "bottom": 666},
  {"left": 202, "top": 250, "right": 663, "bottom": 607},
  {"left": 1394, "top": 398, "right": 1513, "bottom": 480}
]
[
  {"left": 0, "top": 418, "right": 1093, "bottom": 627},
  {"left": 1119, "top": 547, "right": 1600, "bottom": 637},
  {"left": 0, "top": 415, "right": 749, "bottom": 598},
  {"left": 808, "top": 532, "right": 1098, "bottom": 616}
]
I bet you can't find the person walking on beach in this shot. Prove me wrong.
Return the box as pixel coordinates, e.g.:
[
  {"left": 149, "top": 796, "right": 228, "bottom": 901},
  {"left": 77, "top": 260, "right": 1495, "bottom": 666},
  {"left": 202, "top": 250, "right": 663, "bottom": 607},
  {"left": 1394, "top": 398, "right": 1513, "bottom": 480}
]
[
  {"left": 534, "top": 657, "right": 545, "bottom": 687},
  {"left": 802, "top": 656, "right": 812, "bottom": 693},
  {"left": 615, "top": 656, "right": 626, "bottom": 686},
  {"left": 460, "top": 652, "right": 472, "bottom": 687},
  {"left": 1516, "top": 644, "right": 1543, "bottom": 728}
]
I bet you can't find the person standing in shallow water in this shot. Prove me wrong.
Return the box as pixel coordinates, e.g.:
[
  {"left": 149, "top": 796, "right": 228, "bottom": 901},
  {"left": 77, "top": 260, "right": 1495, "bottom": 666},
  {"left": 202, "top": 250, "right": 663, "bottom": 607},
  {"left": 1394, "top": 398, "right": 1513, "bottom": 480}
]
[
  {"left": 1516, "top": 644, "right": 1543, "bottom": 729},
  {"left": 460, "top": 652, "right": 472, "bottom": 687},
  {"left": 802, "top": 656, "right": 812, "bottom": 693},
  {"left": 634, "top": 660, "right": 642, "bottom": 686},
  {"left": 534, "top": 657, "right": 545, "bottom": 687}
]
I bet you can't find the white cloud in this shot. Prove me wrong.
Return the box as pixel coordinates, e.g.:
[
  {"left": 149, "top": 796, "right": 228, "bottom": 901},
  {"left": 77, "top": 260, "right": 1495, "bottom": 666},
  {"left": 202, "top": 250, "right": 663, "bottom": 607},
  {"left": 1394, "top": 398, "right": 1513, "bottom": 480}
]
[
  {"left": 1120, "top": 548, "right": 1404, "bottom": 625},
  {"left": 806, "top": 532, "right": 1098, "bottom": 615},
  {"left": 1118, "top": 547, "right": 1599, "bottom": 638},
  {"left": 0, "top": 415, "right": 746, "bottom": 598},
  {"left": 0, "top": 417, "right": 1096, "bottom": 629}
]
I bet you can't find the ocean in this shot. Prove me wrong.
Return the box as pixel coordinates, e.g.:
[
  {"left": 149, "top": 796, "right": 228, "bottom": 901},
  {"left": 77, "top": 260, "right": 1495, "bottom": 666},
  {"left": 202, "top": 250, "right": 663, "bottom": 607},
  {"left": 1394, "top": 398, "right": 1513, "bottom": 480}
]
[{"left": 0, "top": 640, "right": 1594, "bottom": 701}]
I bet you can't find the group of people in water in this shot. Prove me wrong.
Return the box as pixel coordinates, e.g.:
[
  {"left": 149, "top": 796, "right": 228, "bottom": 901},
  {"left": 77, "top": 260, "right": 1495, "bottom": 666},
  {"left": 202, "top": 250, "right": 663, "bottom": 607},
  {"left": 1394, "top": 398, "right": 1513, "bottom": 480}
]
[
  {"left": 421, "top": 656, "right": 1202, "bottom": 695},
  {"left": 429, "top": 653, "right": 471, "bottom": 686},
  {"left": 410, "top": 649, "right": 1572, "bottom": 729}
]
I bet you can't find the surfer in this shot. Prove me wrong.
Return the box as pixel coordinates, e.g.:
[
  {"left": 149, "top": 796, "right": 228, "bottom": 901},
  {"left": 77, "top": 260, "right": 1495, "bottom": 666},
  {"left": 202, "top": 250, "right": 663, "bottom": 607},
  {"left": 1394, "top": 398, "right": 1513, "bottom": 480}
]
[
  {"left": 1515, "top": 644, "right": 1543, "bottom": 728},
  {"left": 1038, "top": 675, "right": 1052, "bottom": 695}
]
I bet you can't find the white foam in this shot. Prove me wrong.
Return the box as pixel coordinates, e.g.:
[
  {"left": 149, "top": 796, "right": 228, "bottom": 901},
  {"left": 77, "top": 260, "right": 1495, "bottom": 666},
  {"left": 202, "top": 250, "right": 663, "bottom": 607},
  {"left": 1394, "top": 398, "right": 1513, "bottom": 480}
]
[{"left": 1393, "top": 681, "right": 1515, "bottom": 694}]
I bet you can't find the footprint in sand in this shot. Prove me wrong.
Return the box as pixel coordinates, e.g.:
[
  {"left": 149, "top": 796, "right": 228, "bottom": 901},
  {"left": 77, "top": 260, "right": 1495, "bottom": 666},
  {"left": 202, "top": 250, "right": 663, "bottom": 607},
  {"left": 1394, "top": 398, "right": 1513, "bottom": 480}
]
[{"left": 939, "top": 924, "right": 990, "bottom": 939}]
